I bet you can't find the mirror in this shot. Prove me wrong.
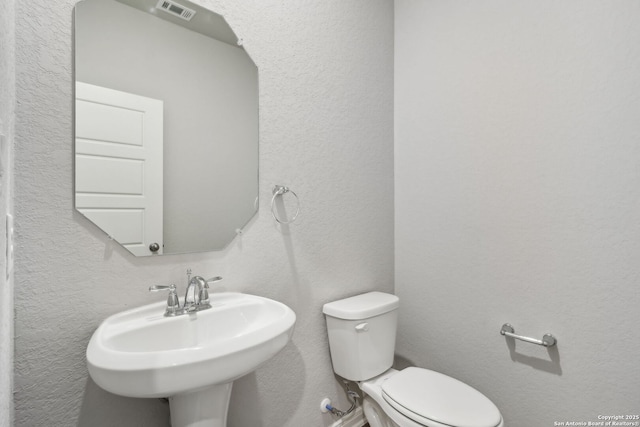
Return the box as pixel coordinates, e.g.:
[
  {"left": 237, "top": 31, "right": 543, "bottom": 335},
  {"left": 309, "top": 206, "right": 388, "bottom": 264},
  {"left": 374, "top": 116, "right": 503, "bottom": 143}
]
[{"left": 74, "top": 0, "right": 259, "bottom": 256}]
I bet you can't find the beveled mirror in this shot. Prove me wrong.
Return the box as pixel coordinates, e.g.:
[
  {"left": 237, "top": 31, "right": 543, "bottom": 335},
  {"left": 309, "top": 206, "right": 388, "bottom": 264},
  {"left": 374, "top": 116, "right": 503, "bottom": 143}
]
[{"left": 74, "top": 0, "right": 259, "bottom": 256}]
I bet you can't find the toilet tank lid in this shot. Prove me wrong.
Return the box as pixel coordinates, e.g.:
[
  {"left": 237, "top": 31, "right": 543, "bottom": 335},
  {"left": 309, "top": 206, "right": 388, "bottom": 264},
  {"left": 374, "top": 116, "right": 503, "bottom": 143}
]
[{"left": 323, "top": 292, "right": 399, "bottom": 320}]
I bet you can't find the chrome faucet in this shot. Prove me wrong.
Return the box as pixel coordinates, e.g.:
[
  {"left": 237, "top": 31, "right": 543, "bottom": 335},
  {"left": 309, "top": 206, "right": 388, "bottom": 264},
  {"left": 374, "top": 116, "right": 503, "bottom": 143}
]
[
  {"left": 184, "top": 274, "right": 213, "bottom": 312},
  {"left": 149, "top": 269, "right": 223, "bottom": 317}
]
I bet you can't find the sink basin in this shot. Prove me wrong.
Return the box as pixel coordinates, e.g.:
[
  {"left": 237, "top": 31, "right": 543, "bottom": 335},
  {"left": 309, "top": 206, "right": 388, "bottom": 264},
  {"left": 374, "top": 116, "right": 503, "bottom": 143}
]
[{"left": 87, "top": 292, "right": 296, "bottom": 426}]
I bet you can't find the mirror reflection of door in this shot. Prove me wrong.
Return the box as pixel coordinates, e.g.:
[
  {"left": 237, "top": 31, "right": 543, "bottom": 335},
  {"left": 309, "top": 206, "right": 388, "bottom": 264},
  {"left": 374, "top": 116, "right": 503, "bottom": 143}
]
[
  {"left": 74, "top": 0, "right": 259, "bottom": 256},
  {"left": 75, "top": 82, "right": 164, "bottom": 256}
]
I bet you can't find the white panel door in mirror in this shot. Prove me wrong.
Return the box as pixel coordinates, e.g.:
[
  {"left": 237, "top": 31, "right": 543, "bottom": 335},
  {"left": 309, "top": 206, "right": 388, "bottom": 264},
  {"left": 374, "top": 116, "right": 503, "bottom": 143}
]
[{"left": 75, "top": 82, "right": 164, "bottom": 256}]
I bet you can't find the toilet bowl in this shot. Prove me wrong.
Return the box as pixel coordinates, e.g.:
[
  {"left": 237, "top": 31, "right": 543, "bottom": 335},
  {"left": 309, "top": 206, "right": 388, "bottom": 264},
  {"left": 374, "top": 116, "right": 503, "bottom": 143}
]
[
  {"left": 359, "top": 368, "right": 503, "bottom": 427},
  {"left": 323, "top": 292, "right": 503, "bottom": 427}
]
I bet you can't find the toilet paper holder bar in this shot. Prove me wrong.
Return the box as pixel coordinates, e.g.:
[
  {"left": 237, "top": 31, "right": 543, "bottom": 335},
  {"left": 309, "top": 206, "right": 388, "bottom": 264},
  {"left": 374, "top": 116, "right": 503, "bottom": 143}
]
[{"left": 500, "top": 323, "right": 557, "bottom": 347}]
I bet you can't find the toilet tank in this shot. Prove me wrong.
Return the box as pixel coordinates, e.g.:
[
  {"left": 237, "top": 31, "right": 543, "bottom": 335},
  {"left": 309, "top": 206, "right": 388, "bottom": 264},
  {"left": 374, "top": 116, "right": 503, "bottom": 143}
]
[{"left": 323, "top": 292, "right": 399, "bottom": 381}]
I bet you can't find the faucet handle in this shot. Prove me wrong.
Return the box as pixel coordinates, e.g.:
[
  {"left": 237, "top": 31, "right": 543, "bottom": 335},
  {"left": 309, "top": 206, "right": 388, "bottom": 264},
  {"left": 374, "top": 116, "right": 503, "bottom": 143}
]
[
  {"left": 198, "top": 277, "right": 222, "bottom": 308},
  {"left": 149, "top": 284, "right": 181, "bottom": 316}
]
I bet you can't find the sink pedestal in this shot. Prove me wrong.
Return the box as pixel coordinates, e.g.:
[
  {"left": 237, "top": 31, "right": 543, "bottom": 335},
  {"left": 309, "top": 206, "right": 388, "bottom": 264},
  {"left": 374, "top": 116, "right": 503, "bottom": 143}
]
[{"left": 169, "top": 383, "right": 233, "bottom": 427}]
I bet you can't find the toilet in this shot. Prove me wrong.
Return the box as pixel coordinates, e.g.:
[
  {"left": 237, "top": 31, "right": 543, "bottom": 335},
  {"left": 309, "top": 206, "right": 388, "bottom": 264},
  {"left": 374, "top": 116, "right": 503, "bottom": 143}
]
[{"left": 323, "top": 292, "right": 503, "bottom": 427}]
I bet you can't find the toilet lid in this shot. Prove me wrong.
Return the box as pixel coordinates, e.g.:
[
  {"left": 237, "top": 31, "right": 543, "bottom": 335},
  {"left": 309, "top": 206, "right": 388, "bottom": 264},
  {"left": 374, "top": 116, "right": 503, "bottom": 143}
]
[{"left": 381, "top": 367, "right": 501, "bottom": 427}]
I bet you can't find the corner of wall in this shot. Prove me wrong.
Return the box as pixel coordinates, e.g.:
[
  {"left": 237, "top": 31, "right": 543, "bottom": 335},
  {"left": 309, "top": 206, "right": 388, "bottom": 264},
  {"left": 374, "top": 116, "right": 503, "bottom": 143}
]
[{"left": 0, "top": 0, "right": 16, "bottom": 424}]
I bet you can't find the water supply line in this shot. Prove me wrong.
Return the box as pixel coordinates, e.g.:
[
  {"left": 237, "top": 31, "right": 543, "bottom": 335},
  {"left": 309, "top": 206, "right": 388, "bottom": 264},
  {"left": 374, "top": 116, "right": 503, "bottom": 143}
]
[{"left": 324, "top": 381, "right": 359, "bottom": 418}]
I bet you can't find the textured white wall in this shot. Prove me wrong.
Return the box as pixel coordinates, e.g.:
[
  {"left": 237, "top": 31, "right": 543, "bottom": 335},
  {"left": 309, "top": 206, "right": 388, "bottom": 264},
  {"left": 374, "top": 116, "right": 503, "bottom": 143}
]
[
  {"left": 395, "top": 1, "right": 640, "bottom": 425},
  {"left": 0, "top": 0, "right": 15, "bottom": 424},
  {"left": 13, "top": 0, "right": 393, "bottom": 426}
]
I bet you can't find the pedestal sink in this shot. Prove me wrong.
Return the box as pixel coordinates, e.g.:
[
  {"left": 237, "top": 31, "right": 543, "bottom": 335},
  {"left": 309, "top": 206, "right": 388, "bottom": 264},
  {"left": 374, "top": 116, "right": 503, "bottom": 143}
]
[{"left": 86, "top": 292, "right": 296, "bottom": 427}]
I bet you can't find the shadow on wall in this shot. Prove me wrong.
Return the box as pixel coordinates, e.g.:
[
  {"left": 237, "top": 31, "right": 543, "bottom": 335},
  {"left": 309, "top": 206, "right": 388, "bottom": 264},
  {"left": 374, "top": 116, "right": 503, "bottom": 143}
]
[
  {"left": 77, "top": 378, "right": 170, "bottom": 427},
  {"left": 228, "top": 341, "right": 305, "bottom": 426},
  {"left": 504, "top": 339, "right": 563, "bottom": 376},
  {"left": 393, "top": 354, "right": 417, "bottom": 371}
]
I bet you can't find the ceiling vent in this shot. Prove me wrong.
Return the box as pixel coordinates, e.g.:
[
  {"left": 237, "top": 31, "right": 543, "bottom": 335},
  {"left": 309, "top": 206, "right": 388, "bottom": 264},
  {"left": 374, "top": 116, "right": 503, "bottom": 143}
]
[{"left": 156, "top": 0, "right": 196, "bottom": 21}]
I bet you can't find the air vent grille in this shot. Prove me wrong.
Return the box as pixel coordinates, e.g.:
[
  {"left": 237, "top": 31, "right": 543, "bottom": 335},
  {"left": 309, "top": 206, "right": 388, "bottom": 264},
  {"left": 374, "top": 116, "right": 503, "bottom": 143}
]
[{"left": 156, "top": 0, "right": 196, "bottom": 21}]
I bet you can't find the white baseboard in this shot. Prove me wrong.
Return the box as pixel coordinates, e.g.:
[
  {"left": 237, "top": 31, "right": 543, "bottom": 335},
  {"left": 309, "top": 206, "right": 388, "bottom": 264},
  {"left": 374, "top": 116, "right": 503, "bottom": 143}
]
[{"left": 329, "top": 407, "right": 367, "bottom": 427}]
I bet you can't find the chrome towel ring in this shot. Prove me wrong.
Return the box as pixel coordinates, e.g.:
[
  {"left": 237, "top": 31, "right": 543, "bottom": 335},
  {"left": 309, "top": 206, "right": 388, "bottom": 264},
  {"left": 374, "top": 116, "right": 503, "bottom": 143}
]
[{"left": 271, "top": 185, "right": 300, "bottom": 225}]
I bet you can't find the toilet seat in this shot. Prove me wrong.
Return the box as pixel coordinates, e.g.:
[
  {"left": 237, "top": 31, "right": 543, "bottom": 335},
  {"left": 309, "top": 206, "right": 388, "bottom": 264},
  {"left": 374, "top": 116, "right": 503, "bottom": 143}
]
[{"left": 381, "top": 367, "right": 502, "bottom": 427}]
